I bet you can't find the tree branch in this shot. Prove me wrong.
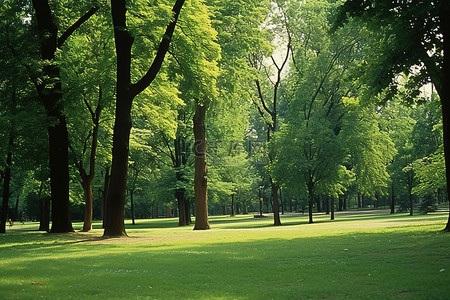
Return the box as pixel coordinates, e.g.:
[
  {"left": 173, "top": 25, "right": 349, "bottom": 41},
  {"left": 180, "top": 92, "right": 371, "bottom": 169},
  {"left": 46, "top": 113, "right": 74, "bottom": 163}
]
[
  {"left": 57, "top": 6, "right": 100, "bottom": 48},
  {"left": 130, "top": 0, "right": 185, "bottom": 97}
]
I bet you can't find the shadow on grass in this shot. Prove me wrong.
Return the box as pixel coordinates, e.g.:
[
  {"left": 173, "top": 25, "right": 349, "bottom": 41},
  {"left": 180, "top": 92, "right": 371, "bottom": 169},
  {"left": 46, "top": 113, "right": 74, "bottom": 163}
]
[{"left": 1, "top": 226, "right": 449, "bottom": 300}]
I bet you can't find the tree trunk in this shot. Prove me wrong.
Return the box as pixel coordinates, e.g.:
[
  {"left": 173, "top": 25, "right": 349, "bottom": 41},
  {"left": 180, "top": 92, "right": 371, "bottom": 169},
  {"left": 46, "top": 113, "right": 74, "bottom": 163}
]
[
  {"left": 81, "top": 177, "right": 94, "bottom": 231},
  {"left": 176, "top": 190, "right": 188, "bottom": 226},
  {"left": 39, "top": 196, "right": 51, "bottom": 232},
  {"left": 222, "top": 205, "right": 227, "bottom": 215},
  {"left": 193, "top": 105, "right": 210, "bottom": 230},
  {"left": 102, "top": 166, "right": 110, "bottom": 229},
  {"left": 308, "top": 184, "right": 314, "bottom": 224},
  {"left": 391, "top": 184, "right": 395, "bottom": 214},
  {"left": 316, "top": 196, "right": 321, "bottom": 212},
  {"left": 331, "top": 197, "right": 335, "bottom": 220},
  {"left": 439, "top": 7, "right": 450, "bottom": 231},
  {"left": 243, "top": 203, "right": 248, "bottom": 214},
  {"left": 154, "top": 204, "right": 159, "bottom": 219},
  {"left": 338, "top": 195, "right": 343, "bottom": 211},
  {"left": 186, "top": 199, "right": 191, "bottom": 224},
  {"left": 165, "top": 206, "right": 171, "bottom": 218},
  {"left": 130, "top": 190, "right": 135, "bottom": 225},
  {"left": 103, "top": 2, "right": 134, "bottom": 235},
  {"left": 230, "top": 194, "right": 235, "bottom": 216},
  {"left": 409, "top": 188, "right": 413, "bottom": 216},
  {"left": 280, "top": 188, "right": 284, "bottom": 215},
  {"left": 271, "top": 180, "right": 282, "bottom": 226},
  {"left": 343, "top": 195, "right": 347, "bottom": 210},
  {"left": 325, "top": 196, "right": 330, "bottom": 215},
  {"left": 357, "top": 193, "right": 361, "bottom": 208},
  {"left": 0, "top": 133, "right": 13, "bottom": 233}
]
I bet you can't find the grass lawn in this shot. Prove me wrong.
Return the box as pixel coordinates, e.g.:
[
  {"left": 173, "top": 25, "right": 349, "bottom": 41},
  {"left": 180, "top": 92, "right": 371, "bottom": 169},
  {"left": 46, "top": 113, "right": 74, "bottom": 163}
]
[{"left": 1, "top": 212, "right": 449, "bottom": 299}]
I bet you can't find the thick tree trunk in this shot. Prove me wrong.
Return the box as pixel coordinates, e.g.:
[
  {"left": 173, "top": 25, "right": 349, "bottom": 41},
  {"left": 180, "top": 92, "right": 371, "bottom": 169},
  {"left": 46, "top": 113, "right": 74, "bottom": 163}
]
[
  {"left": 102, "top": 167, "right": 110, "bottom": 229},
  {"left": 176, "top": 190, "right": 188, "bottom": 226},
  {"left": 103, "top": 0, "right": 134, "bottom": 236},
  {"left": 0, "top": 133, "right": 13, "bottom": 233},
  {"left": 193, "top": 105, "right": 210, "bottom": 230},
  {"left": 32, "top": 0, "right": 73, "bottom": 233},
  {"left": 39, "top": 196, "right": 51, "bottom": 232},
  {"left": 439, "top": 7, "right": 450, "bottom": 231},
  {"left": 48, "top": 118, "right": 73, "bottom": 233}
]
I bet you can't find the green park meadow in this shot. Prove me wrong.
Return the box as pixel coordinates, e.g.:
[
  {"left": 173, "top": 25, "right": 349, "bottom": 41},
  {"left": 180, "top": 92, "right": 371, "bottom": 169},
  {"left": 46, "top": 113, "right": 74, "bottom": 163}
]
[{"left": 2, "top": 212, "right": 449, "bottom": 299}]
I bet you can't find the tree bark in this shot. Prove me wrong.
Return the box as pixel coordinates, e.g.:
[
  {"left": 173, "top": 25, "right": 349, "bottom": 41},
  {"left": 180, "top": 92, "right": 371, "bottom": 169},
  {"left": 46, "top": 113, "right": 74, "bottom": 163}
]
[
  {"left": 0, "top": 133, "right": 13, "bottom": 233},
  {"left": 331, "top": 197, "right": 335, "bottom": 220},
  {"left": 193, "top": 105, "right": 210, "bottom": 230},
  {"left": 439, "top": 7, "right": 450, "bottom": 231},
  {"left": 39, "top": 196, "right": 51, "bottom": 232},
  {"left": 176, "top": 190, "right": 188, "bottom": 225},
  {"left": 102, "top": 166, "right": 110, "bottom": 229}
]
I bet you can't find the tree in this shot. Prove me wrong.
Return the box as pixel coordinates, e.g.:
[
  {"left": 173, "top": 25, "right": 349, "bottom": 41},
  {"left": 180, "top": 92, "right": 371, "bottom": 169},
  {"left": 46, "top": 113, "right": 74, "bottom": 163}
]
[
  {"left": 104, "top": 0, "right": 185, "bottom": 236},
  {"left": 335, "top": 0, "right": 450, "bottom": 230},
  {"left": 30, "top": 0, "right": 100, "bottom": 233}
]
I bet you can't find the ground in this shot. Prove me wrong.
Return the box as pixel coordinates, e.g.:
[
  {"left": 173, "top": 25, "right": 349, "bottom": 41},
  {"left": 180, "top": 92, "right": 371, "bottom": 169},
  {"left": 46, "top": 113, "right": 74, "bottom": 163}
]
[{"left": 1, "top": 211, "right": 449, "bottom": 299}]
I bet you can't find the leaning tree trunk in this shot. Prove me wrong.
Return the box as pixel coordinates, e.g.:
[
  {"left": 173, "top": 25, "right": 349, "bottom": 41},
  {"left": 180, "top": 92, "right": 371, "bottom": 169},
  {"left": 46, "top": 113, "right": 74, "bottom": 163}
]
[{"left": 193, "top": 105, "right": 210, "bottom": 230}]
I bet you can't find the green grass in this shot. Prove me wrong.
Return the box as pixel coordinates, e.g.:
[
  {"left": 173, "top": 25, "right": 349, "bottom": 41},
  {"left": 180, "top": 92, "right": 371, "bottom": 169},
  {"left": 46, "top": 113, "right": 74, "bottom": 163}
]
[{"left": 1, "top": 212, "right": 450, "bottom": 299}]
